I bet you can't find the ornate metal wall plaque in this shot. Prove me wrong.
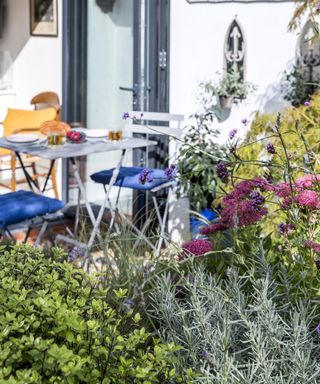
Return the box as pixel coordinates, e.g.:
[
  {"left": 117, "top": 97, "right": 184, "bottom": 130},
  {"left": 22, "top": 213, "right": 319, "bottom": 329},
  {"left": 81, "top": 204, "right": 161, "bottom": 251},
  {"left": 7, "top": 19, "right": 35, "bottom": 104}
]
[{"left": 225, "top": 18, "right": 245, "bottom": 75}]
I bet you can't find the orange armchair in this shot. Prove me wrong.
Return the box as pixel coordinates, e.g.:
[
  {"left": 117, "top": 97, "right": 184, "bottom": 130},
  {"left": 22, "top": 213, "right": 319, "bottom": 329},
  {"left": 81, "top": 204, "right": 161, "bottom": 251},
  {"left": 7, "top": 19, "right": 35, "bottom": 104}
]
[{"left": 0, "top": 108, "right": 59, "bottom": 197}]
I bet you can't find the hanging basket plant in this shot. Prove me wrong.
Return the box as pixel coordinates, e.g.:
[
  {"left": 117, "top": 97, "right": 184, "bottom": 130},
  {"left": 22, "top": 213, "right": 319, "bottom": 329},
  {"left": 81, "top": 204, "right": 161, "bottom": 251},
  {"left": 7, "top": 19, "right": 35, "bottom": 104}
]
[
  {"left": 217, "top": 68, "right": 256, "bottom": 110},
  {"left": 218, "top": 95, "right": 234, "bottom": 110}
]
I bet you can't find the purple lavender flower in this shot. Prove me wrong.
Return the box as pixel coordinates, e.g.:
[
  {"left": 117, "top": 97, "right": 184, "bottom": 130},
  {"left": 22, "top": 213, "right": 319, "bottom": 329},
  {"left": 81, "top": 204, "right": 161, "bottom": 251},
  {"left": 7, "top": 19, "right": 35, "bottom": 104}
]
[
  {"left": 164, "top": 164, "right": 177, "bottom": 180},
  {"left": 122, "top": 298, "right": 135, "bottom": 312},
  {"left": 122, "top": 112, "right": 130, "bottom": 120},
  {"left": 316, "top": 260, "right": 320, "bottom": 270},
  {"left": 229, "top": 129, "right": 238, "bottom": 140},
  {"left": 68, "top": 247, "right": 84, "bottom": 262},
  {"left": 200, "top": 350, "right": 209, "bottom": 359},
  {"left": 316, "top": 323, "right": 320, "bottom": 335},
  {"left": 241, "top": 118, "right": 248, "bottom": 125},
  {"left": 139, "top": 168, "right": 153, "bottom": 184},
  {"left": 216, "top": 161, "right": 229, "bottom": 184},
  {"left": 304, "top": 100, "right": 311, "bottom": 107},
  {"left": 266, "top": 143, "right": 276, "bottom": 154},
  {"left": 250, "top": 191, "right": 265, "bottom": 206}
]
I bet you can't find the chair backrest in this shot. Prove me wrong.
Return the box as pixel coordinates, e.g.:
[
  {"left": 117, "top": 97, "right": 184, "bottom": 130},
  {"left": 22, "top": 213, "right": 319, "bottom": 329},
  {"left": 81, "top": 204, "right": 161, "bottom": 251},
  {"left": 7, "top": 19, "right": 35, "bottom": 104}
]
[
  {"left": 125, "top": 111, "right": 184, "bottom": 138},
  {"left": 125, "top": 111, "right": 184, "bottom": 164},
  {"left": 0, "top": 107, "right": 57, "bottom": 156},
  {"left": 2, "top": 108, "right": 57, "bottom": 136},
  {"left": 31, "top": 92, "right": 61, "bottom": 120}
]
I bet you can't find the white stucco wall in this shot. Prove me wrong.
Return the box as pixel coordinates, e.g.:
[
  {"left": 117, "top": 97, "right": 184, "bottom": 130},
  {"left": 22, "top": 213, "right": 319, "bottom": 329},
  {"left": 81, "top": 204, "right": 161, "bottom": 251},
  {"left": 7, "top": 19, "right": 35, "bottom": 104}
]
[
  {"left": 170, "top": 0, "right": 298, "bottom": 140},
  {"left": 0, "top": 0, "right": 62, "bottom": 112},
  {"left": 0, "top": 0, "right": 63, "bottom": 195}
]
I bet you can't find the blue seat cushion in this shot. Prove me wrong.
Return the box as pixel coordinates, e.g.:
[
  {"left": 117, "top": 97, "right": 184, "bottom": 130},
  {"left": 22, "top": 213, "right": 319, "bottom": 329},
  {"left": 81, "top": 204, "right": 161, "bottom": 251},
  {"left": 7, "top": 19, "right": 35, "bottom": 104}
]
[
  {"left": 0, "top": 190, "right": 64, "bottom": 227},
  {"left": 90, "top": 166, "right": 171, "bottom": 191}
]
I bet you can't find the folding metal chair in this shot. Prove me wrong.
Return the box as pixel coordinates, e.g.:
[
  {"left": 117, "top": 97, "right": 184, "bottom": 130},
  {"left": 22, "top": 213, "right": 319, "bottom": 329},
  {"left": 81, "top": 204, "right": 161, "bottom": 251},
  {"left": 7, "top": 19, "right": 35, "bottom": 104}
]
[
  {"left": 0, "top": 190, "right": 64, "bottom": 246},
  {"left": 90, "top": 111, "right": 184, "bottom": 255}
]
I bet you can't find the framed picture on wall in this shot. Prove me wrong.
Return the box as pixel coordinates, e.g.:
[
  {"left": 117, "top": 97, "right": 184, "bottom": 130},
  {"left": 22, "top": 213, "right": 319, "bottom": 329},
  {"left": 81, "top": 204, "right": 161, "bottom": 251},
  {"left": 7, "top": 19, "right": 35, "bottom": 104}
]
[{"left": 30, "top": 0, "right": 58, "bottom": 37}]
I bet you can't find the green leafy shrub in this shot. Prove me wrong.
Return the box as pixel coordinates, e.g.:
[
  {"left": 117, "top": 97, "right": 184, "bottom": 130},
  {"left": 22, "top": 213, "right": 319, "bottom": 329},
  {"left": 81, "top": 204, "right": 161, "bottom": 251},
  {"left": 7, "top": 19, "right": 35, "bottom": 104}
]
[
  {"left": 177, "top": 112, "right": 225, "bottom": 210},
  {"left": 0, "top": 244, "right": 193, "bottom": 383},
  {"left": 234, "top": 93, "right": 320, "bottom": 182}
]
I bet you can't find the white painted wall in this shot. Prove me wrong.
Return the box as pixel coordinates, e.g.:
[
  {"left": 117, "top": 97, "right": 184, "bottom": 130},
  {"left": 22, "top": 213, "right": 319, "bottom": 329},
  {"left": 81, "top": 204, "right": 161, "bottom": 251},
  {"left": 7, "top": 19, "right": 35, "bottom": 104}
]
[
  {"left": 0, "top": 0, "right": 63, "bottom": 196},
  {"left": 0, "top": 0, "right": 62, "bottom": 111},
  {"left": 170, "top": 0, "right": 298, "bottom": 140}
]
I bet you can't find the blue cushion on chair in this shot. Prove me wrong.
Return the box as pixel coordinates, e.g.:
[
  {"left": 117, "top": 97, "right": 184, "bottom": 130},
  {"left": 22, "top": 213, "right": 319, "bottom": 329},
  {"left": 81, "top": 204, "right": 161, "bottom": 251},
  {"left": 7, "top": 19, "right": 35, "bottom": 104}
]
[
  {"left": 0, "top": 190, "right": 64, "bottom": 227},
  {"left": 90, "top": 166, "right": 171, "bottom": 191}
]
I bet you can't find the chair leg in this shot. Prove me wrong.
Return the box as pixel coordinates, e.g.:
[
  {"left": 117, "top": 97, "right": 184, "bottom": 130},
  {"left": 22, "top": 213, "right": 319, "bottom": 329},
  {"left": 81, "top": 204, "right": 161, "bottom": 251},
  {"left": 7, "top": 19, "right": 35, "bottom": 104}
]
[
  {"left": 10, "top": 152, "right": 16, "bottom": 191},
  {"left": 31, "top": 162, "right": 40, "bottom": 189},
  {"left": 51, "top": 165, "right": 59, "bottom": 199}
]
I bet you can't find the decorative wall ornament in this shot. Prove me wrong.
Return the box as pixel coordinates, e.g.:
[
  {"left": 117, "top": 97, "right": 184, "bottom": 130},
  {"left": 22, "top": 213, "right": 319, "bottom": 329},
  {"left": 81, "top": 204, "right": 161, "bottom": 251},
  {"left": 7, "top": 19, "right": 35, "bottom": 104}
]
[
  {"left": 224, "top": 18, "right": 245, "bottom": 78},
  {"left": 297, "top": 19, "right": 320, "bottom": 62}
]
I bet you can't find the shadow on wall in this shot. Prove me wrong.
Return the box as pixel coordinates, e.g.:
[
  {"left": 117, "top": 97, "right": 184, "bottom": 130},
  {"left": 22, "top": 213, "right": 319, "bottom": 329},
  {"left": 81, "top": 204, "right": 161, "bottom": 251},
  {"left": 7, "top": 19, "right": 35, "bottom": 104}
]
[
  {"left": 108, "top": 0, "right": 133, "bottom": 28},
  {"left": 0, "top": 0, "right": 30, "bottom": 88},
  {"left": 256, "top": 61, "right": 294, "bottom": 115}
]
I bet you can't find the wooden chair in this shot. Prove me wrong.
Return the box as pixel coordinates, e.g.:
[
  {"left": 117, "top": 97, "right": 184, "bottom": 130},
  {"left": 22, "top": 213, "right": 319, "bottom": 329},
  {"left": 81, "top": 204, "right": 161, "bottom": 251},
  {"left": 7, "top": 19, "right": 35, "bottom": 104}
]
[
  {"left": 31, "top": 92, "right": 61, "bottom": 120},
  {"left": 0, "top": 108, "right": 59, "bottom": 198}
]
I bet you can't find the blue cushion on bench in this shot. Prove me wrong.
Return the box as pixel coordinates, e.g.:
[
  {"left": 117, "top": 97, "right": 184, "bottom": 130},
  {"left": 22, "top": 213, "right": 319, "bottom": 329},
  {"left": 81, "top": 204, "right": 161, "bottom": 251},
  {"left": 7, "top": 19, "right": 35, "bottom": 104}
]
[
  {"left": 0, "top": 190, "right": 64, "bottom": 227},
  {"left": 90, "top": 166, "right": 171, "bottom": 191}
]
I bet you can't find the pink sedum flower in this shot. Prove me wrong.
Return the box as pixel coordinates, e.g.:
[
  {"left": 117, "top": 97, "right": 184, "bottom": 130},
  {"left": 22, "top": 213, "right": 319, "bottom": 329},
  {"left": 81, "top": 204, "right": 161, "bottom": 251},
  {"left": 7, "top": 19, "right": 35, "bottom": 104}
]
[
  {"left": 200, "top": 222, "right": 227, "bottom": 235},
  {"left": 296, "top": 174, "right": 320, "bottom": 189},
  {"left": 305, "top": 240, "right": 320, "bottom": 254},
  {"left": 180, "top": 239, "right": 212, "bottom": 259},
  {"left": 295, "top": 190, "right": 320, "bottom": 208},
  {"left": 274, "top": 182, "right": 292, "bottom": 198},
  {"left": 220, "top": 200, "right": 268, "bottom": 228}
]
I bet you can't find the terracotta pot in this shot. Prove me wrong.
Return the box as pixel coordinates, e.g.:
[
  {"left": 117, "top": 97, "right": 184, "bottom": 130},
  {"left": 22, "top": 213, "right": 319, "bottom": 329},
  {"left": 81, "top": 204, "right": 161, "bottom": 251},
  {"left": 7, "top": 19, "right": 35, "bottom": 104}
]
[{"left": 219, "top": 95, "right": 234, "bottom": 110}]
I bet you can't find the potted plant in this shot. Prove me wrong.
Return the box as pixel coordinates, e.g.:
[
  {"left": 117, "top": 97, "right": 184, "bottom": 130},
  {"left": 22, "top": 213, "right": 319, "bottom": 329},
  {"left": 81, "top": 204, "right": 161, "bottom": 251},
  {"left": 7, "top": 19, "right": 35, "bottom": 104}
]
[{"left": 218, "top": 67, "right": 256, "bottom": 109}]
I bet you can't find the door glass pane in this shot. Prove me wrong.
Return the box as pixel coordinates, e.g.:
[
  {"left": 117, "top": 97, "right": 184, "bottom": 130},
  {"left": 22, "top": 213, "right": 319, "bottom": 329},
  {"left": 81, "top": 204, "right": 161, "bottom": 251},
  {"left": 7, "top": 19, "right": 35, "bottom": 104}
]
[{"left": 69, "top": 0, "right": 134, "bottom": 213}]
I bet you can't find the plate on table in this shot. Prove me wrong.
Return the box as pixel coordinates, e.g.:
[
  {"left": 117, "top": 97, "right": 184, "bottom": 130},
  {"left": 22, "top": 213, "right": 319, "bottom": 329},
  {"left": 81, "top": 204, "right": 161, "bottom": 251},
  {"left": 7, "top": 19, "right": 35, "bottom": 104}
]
[
  {"left": 86, "top": 129, "right": 109, "bottom": 139},
  {"left": 6, "top": 134, "right": 40, "bottom": 144}
]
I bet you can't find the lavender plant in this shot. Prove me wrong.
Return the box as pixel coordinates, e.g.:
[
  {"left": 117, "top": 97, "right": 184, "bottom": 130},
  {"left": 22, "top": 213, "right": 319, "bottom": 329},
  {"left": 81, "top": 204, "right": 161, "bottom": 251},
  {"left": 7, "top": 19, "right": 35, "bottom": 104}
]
[{"left": 149, "top": 261, "right": 320, "bottom": 383}]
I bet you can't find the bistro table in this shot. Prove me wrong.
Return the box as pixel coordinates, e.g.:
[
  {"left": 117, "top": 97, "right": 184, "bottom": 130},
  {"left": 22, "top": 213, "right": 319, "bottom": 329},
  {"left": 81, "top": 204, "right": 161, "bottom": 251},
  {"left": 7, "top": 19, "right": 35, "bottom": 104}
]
[{"left": 0, "top": 136, "right": 157, "bottom": 258}]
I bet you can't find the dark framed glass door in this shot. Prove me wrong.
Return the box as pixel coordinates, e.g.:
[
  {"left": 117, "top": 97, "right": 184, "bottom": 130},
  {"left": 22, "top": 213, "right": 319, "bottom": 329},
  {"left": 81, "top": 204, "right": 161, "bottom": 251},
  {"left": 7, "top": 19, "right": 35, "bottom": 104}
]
[{"left": 62, "top": 0, "right": 170, "bottom": 207}]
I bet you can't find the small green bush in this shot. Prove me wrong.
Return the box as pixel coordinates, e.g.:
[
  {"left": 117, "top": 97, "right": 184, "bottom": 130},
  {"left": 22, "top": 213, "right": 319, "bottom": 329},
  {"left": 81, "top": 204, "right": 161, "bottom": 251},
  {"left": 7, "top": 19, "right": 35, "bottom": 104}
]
[{"left": 0, "top": 244, "right": 192, "bottom": 384}]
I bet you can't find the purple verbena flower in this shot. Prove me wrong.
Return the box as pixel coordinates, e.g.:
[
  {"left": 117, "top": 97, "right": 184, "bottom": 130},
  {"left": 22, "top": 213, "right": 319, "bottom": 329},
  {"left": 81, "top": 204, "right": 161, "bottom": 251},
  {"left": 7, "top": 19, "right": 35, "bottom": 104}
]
[
  {"left": 304, "top": 100, "right": 311, "bottom": 107},
  {"left": 229, "top": 129, "right": 238, "bottom": 140},
  {"left": 241, "top": 118, "right": 248, "bottom": 125},
  {"left": 315, "top": 260, "right": 320, "bottom": 270},
  {"left": 278, "top": 223, "right": 286, "bottom": 235},
  {"left": 266, "top": 143, "right": 276, "bottom": 154},
  {"left": 122, "top": 112, "right": 130, "bottom": 120},
  {"left": 164, "top": 164, "right": 177, "bottom": 180},
  {"left": 216, "top": 161, "right": 229, "bottom": 184},
  {"left": 250, "top": 191, "right": 265, "bottom": 205},
  {"left": 317, "top": 3, "right": 320, "bottom": 11},
  {"left": 316, "top": 323, "right": 320, "bottom": 335},
  {"left": 139, "top": 168, "right": 153, "bottom": 184}
]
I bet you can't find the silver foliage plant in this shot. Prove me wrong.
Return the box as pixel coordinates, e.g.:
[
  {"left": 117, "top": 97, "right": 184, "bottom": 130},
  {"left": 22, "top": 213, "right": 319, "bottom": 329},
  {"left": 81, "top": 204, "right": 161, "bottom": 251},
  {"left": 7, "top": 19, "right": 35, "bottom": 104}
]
[{"left": 149, "top": 263, "right": 320, "bottom": 383}]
